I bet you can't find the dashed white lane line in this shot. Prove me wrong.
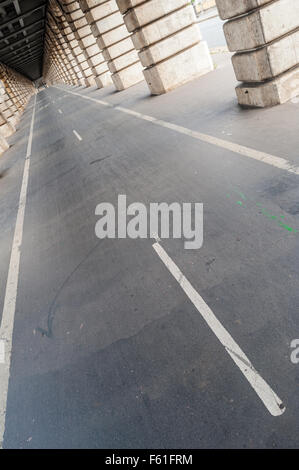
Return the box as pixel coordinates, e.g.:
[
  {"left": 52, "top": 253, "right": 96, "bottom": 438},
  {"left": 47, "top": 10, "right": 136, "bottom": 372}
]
[
  {"left": 152, "top": 240, "right": 285, "bottom": 417},
  {"left": 73, "top": 129, "right": 82, "bottom": 141},
  {"left": 56, "top": 86, "right": 299, "bottom": 176},
  {"left": 0, "top": 94, "right": 37, "bottom": 448}
]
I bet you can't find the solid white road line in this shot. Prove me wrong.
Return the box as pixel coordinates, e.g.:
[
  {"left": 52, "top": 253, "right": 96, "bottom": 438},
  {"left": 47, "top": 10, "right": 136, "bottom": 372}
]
[
  {"left": 0, "top": 93, "right": 37, "bottom": 448},
  {"left": 152, "top": 241, "right": 285, "bottom": 417},
  {"left": 56, "top": 86, "right": 299, "bottom": 176},
  {"left": 73, "top": 129, "right": 82, "bottom": 141}
]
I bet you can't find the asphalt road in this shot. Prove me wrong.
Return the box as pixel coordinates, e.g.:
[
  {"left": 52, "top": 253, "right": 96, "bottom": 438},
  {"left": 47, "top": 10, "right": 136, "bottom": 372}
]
[{"left": 0, "top": 65, "right": 299, "bottom": 448}]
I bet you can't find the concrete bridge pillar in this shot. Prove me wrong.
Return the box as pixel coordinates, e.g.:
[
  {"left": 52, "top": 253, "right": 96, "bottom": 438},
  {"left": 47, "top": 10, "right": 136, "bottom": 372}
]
[
  {"left": 0, "top": 86, "right": 19, "bottom": 128},
  {"left": 0, "top": 112, "right": 14, "bottom": 139},
  {"left": 79, "top": 0, "right": 144, "bottom": 91},
  {"left": 43, "top": 44, "right": 60, "bottom": 85},
  {"left": 216, "top": 0, "right": 299, "bottom": 107},
  {"left": 0, "top": 68, "right": 21, "bottom": 125},
  {"left": 0, "top": 129, "right": 9, "bottom": 155},
  {"left": 49, "top": 0, "right": 96, "bottom": 87},
  {"left": 58, "top": 1, "right": 98, "bottom": 86},
  {"left": 1, "top": 68, "right": 23, "bottom": 113},
  {"left": 115, "top": 0, "right": 213, "bottom": 95},
  {"left": 61, "top": 0, "right": 112, "bottom": 88},
  {"left": 47, "top": 1, "right": 86, "bottom": 85},
  {"left": 0, "top": 80, "right": 15, "bottom": 139},
  {"left": 46, "top": 27, "right": 76, "bottom": 85},
  {"left": 47, "top": 20, "right": 79, "bottom": 85},
  {"left": 44, "top": 38, "right": 69, "bottom": 85}
]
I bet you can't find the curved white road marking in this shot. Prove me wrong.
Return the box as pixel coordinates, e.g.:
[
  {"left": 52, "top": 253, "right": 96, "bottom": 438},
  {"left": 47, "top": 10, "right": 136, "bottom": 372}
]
[{"left": 0, "top": 94, "right": 37, "bottom": 448}]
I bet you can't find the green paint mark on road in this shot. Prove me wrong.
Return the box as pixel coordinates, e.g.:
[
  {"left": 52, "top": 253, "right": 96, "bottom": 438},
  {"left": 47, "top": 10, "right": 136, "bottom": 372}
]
[{"left": 228, "top": 187, "right": 298, "bottom": 235}]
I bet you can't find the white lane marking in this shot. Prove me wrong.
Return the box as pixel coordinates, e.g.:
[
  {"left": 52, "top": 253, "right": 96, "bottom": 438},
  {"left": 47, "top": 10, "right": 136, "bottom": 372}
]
[
  {"left": 58, "top": 109, "right": 63, "bottom": 114},
  {"left": 55, "top": 86, "right": 299, "bottom": 176},
  {"left": 73, "top": 129, "right": 82, "bottom": 141},
  {"left": 152, "top": 241, "right": 285, "bottom": 417},
  {"left": 0, "top": 94, "right": 37, "bottom": 448}
]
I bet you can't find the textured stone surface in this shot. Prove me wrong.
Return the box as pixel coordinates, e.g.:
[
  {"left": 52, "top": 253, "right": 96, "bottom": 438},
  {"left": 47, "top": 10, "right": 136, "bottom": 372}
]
[
  {"left": 143, "top": 42, "right": 213, "bottom": 95},
  {"left": 236, "top": 65, "right": 299, "bottom": 107},
  {"left": 0, "top": 132, "right": 9, "bottom": 154},
  {"left": 215, "top": 0, "right": 272, "bottom": 20},
  {"left": 62, "top": 0, "right": 112, "bottom": 88},
  {"left": 232, "top": 29, "right": 299, "bottom": 82},
  {"left": 223, "top": 0, "right": 299, "bottom": 52}
]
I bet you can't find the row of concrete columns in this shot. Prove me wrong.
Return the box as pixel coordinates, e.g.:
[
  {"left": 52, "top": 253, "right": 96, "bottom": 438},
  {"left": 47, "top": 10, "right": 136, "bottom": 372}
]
[
  {"left": 216, "top": 0, "right": 299, "bottom": 107},
  {"left": 43, "top": 0, "right": 299, "bottom": 108},
  {"left": 81, "top": 0, "right": 144, "bottom": 90},
  {"left": 0, "top": 63, "right": 35, "bottom": 156},
  {"left": 0, "top": 0, "right": 298, "bottom": 161},
  {"left": 43, "top": 0, "right": 213, "bottom": 93}
]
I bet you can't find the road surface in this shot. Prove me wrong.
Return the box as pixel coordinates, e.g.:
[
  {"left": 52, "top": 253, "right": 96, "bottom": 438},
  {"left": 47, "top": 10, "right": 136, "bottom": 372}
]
[
  {"left": 0, "top": 66, "right": 299, "bottom": 448},
  {"left": 198, "top": 9, "right": 227, "bottom": 49}
]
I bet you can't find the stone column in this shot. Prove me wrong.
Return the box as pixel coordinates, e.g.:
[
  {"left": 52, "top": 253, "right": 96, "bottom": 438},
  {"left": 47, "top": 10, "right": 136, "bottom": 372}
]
[
  {"left": 0, "top": 67, "right": 34, "bottom": 154},
  {"left": 47, "top": 16, "right": 79, "bottom": 85},
  {"left": 216, "top": 0, "right": 299, "bottom": 107},
  {"left": 0, "top": 81, "right": 14, "bottom": 139},
  {"left": 0, "top": 129, "right": 9, "bottom": 155},
  {"left": 61, "top": 0, "right": 112, "bottom": 88},
  {"left": 43, "top": 43, "right": 59, "bottom": 85},
  {"left": 59, "top": 1, "right": 97, "bottom": 86},
  {"left": 50, "top": 0, "right": 96, "bottom": 87},
  {"left": 1, "top": 68, "right": 23, "bottom": 112},
  {"left": 0, "top": 111, "right": 13, "bottom": 138},
  {"left": 43, "top": 46, "right": 60, "bottom": 85},
  {"left": 79, "top": 0, "right": 144, "bottom": 90},
  {"left": 2, "top": 66, "right": 35, "bottom": 112},
  {"left": 48, "top": 1, "right": 86, "bottom": 85},
  {"left": 46, "top": 26, "right": 76, "bottom": 85},
  {"left": 0, "top": 68, "right": 21, "bottom": 125},
  {"left": 0, "top": 84, "right": 15, "bottom": 137},
  {"left": 0, "top": 87, "right": 19, "bottom": 127},
  {"left": 44, "top": 36, "right": 68, "bottom": 84},
  {"left": 115, "top": 0, "right": 213, "bottom": 95}
]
